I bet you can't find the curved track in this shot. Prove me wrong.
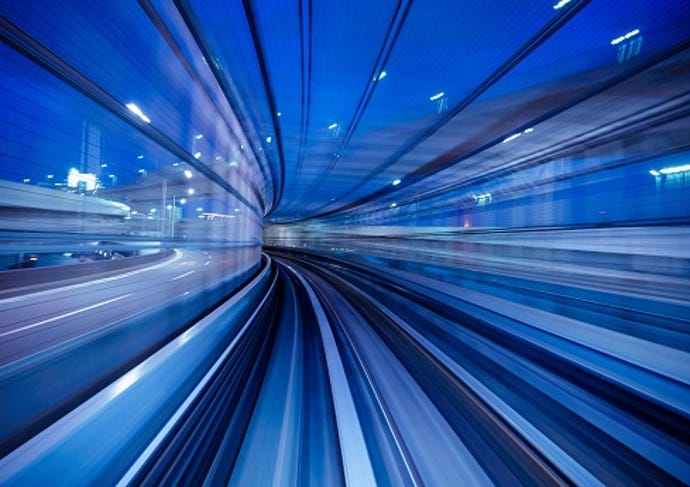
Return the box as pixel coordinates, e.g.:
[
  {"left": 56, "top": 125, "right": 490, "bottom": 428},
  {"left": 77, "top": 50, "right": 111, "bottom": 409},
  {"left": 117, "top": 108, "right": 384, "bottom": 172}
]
[{"left": 1, "top": 250, "right": 688, "bottom": 485}]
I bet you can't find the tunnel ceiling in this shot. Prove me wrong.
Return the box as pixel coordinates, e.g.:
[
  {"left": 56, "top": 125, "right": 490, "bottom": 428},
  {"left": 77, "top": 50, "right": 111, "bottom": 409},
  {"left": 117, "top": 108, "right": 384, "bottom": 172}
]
[
  {"left": 2, "top": 0, "right": 690, "bottom": 224},
  {"left": 183, "top": 0, "right": 690, "bottom": 223}
]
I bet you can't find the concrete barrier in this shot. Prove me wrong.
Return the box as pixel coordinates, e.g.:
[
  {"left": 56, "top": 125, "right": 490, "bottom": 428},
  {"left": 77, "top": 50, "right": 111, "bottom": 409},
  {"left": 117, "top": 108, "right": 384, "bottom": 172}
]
[{"left": 0, "top": 249, "right": 174, "bottom": 294}]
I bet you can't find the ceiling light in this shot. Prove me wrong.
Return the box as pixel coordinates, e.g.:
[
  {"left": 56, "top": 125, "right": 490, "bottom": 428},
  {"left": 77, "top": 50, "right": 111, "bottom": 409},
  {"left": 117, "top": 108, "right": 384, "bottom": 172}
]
[
  {"left": 187, "top": 188, "right": 195, "bottom": 195},
  {"left": 125, "top": 103, "right": 151, "bottom": 123},
  {"left": 377, "top": 71, "right": 387, "bottom": 81},
  {"left": 328, "top": 123, "right": 338, "bottom": 130},
  {"left": 659, "top": 164, "right": 690, "bottom": 175},
  {"left": 552, "top": 0, "right": 573, "bottom": 9},
  {"left": 390, "top": 202, "right": 398, "bottom": 208},
  {"left": 101, "top": 163, "right": 108, "bottom": 168},
  {"left": 137, "top": 154, "right": 144, "bottom": 159},
  {"left": 193, "top": 152, "right": 201, "bottom": 159},
  {"left": 649, "top": 170, "right": 660, "bottom": 176},
  {"left": 266, "top": 136, "right": 272, "bottom": 143},
  {"left": 195, "top": 134, "right": 203, "bottom": 140},
  {"left": 179, "top": 198, "right": 187, "bottom": 204},
  {"left": 502, "top": 132, "right": 522, "bottom": 143},
  {"left": 392, "top": 179, "right": 401, "bottom": 186},
  {"left": 184, "top": 170, "right": 193, "bottom": 179},
  {"left": 429, "top": 92, "right": 445, "bottom": 101},
  {"left": 611, "top": 29, "right": 640, "bottom": 46}
]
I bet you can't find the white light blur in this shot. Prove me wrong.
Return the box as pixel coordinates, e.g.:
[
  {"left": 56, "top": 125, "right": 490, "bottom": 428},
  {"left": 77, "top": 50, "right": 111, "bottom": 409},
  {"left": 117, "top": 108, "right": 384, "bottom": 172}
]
[
  {"left": 137, "top": 154, "right": 144, "bottom": 159},
  {"left": 187, "top": 188, "right": 195, "bottom": 195},
  {"left": 523, "top": 127, "right": 534, "bottom": 134},
  {"left": 266, "top": 136, "right": 272, "bottom": 143},
  {"left": 125, "top": 103, "right": 151, "bottom": 123},
  {"left": 649, "top": 170, "right": 661, "bottom": 176},
  {"left": 377, "top": 71, "right": 388, "bottom": 81},
  {"left": 138, "top": 169, "right": 146, "bottom": 174},
  {"left": 502, "top": 132, "right": 522, "bottom": 143},
  {"left": 179, "top": 198, "right": 187, "bottom": 204},
  {"left": 552, "top": 0, "right": 573, "bottom": 9},
  {"left": 150, "top": 208, "right": 156, "bottom": 213},
  {"left": 101, "top": 163, "right": 108, "bottom": 168},
  {"left": 390, "top": 202, "right": 398, "bottom": 208},
  {"left": 195, "top": 134, "right": 204, "bottom": 140},
  {"left": 392, "top": 179, "right": 401, "bottom": 186},
  {"left": 110, "top": 367, "right": 142, "bottom": 398},
  {"left": 184, "top": 169, "right": 193, "bottom": 179},
  {"left": 659, "top": 164, "right": 690, "bottom": 175},
  {"left": 166, "top": 204, "right": 173, "bottom": 209},
  {"left": 328, "top": 123, "right": 338, "bottom": 130},
  {"left": 429, "top": 92, "right": 445, "bottom": 101},
  {"left": 23, "top": 178, "right": 30, "bottom": 183},
  {"left": 194, "top": 152, "right": 202, "bottom": 159},
  {"left": 46, "top": 174, "right": 54, "bottom": 179},
  {"left": 196, "top": 207, "right": 204, "bottom": 212},
  {"left": 611, "top": 29, "right": 640, "bottom": 45},
  {"left": 277, "top": 111, "right": 282, "bottom": 117}
]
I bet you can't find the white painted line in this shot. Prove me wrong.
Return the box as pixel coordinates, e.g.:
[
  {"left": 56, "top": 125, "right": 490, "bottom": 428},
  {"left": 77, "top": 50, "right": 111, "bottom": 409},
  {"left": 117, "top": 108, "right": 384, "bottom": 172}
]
[
  {"left": 284, "top": 263, "right": 377, "bottom": 487},
  {"left": 171, "top": 270, "right": 195, "bottom": 281},
  {"left": 0, "top": 293, "right": 133, "bottom": 338}
]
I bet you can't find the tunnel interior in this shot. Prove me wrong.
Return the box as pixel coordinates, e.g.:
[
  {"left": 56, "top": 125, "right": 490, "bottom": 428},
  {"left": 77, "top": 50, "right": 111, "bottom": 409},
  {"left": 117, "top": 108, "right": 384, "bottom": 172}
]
[{"left": 1, "top": 1, "right": 689, "bottom": 485}]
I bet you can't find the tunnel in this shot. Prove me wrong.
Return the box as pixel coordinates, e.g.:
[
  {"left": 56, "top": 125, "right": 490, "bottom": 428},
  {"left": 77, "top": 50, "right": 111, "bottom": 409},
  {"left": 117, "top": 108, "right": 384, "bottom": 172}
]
[{"left": 1, "top": 0, "right": 689, "bottom": 485}]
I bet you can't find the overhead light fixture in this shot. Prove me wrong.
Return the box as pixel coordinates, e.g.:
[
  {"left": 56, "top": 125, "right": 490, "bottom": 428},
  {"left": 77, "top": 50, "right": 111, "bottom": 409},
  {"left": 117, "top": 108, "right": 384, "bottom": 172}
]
[
  {"left": 184, "top": 170, "right": 193, "bottom": 179},
  {"left": 611, "top": 29, "right": 640, "bottom": 46},
  {"left": 193, "top": 152, "right": 201, "bottom": 159},
  {"left": 125, "top": 103, "right": 151, "bottom": 123},
  {"left": 502, "top": 132, "right": 522, "bottom": 143},
  {"left": 196, "top": 207, "right": 204, "bottom": 212},
  {"left": 390, "top": 202, "right": 398, "bottom": 208},
  {"left": 328, "top": 123, "right": 338, "bottom": 130},
  {"left": 429, "top": 92, "right": 445, "bottom": 101},
  {"left": 101, "top": 163, "right": 108, "bottom": 168},
  {"left": 23, "top": 178, "right": 30, "bottom": 183},
  {"left": 502, "top": 127, "right": 534, "bottom": 143},
  {"left": 179, "top": 198, "right": 187, "bottom": 204},
  {"left": 195, "top": 134, "right": 204, "bottom": 140},
  {"left": 552, "top": 0, "right": 573, "bottom": 9},
  {"left": 649, "top": 170, "right": 661, "bottom": 176},
  {"left": 187, "top": 188, "right": 195, "bottom": 195},
  {"left": 266, "top": 136, "right": 272, "bottom": 143},
  {"left": 277, "top": 111, "right": 282, "bottom": 117},
  {"left": 377, "top": 71, "right": 387, "bottom": 81},
  {"left": 137, "top": 154, "right": 144, "bottom": 159},
  {"left": 392, "top": 179, "right": 401, "bottom": 186},
  {"left": 659, "top": 164, "right": 690, "bottom": 175}
]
